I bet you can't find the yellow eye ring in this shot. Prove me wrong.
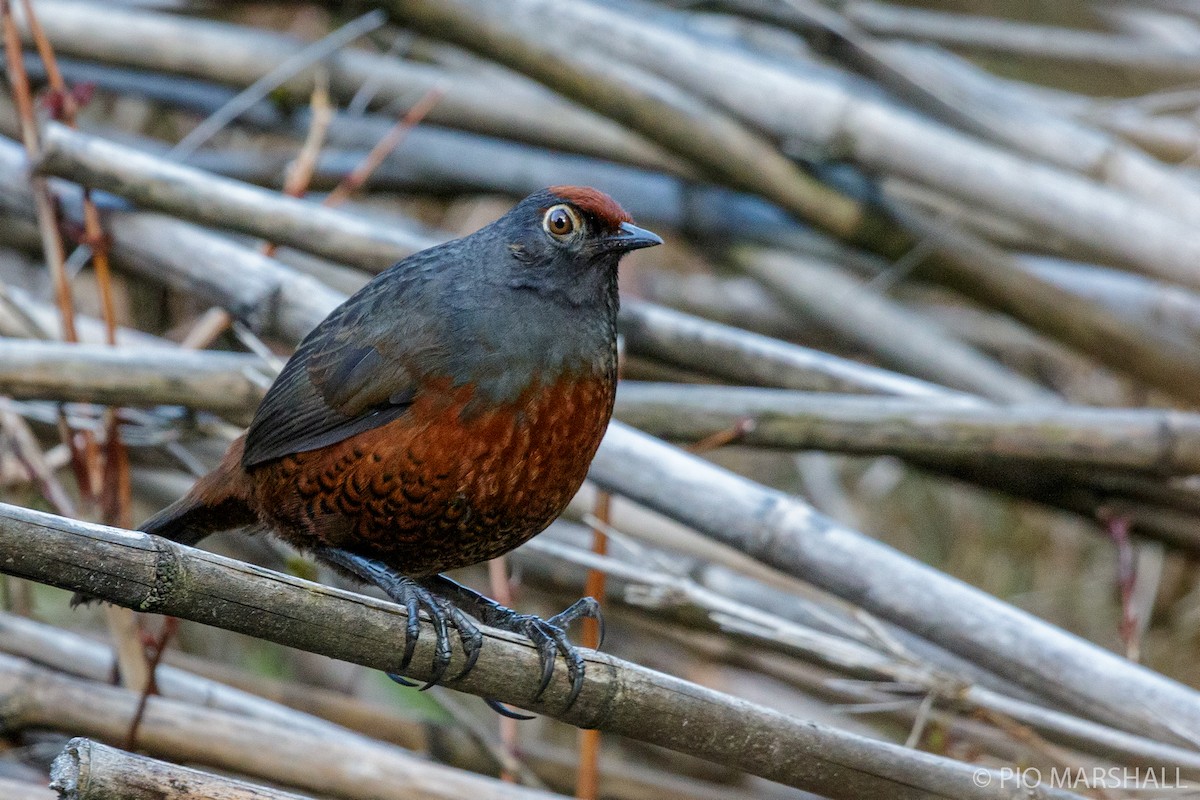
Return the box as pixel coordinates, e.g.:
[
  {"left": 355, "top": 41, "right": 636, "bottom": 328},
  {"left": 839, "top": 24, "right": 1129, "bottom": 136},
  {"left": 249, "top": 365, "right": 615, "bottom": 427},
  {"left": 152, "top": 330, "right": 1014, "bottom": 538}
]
[{"left": 543, "top": 204, "right": 581, "bottom": 239}]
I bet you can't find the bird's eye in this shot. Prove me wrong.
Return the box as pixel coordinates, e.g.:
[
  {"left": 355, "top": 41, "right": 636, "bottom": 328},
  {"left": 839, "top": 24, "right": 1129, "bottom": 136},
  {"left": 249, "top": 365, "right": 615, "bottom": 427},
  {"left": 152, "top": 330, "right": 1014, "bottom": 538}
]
[{"left": 543, "top": 205, "right": 580, "bottom": 240}]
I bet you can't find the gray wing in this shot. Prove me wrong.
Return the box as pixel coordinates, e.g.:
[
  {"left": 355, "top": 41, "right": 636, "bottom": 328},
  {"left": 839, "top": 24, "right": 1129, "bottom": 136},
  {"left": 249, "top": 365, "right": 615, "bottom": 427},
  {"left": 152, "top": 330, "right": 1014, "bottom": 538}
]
[{"left": 241, "top": 255, "right": 446, "bottom": 469}]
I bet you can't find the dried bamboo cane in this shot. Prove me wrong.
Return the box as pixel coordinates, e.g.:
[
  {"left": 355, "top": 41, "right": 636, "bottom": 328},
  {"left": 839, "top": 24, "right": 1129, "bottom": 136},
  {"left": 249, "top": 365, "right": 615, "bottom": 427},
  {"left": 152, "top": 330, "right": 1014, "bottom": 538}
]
[{"left": 0, "top": 503, "right": 1083, "bottom": 800}]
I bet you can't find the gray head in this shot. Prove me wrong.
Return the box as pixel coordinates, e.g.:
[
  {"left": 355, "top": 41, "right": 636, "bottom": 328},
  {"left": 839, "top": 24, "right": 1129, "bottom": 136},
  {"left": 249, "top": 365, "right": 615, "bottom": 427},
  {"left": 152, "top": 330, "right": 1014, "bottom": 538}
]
[
  {"left": 487, "top": 185, "right": 662, "bottom": 307},
  {"left": 439, "top": 187, "right": 660, "bottom": 395}
]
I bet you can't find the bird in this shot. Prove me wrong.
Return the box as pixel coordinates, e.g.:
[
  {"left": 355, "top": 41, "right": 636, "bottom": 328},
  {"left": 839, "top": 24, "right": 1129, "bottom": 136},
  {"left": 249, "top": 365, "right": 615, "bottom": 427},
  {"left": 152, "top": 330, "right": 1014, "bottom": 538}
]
[{"left": 126, "top": 186, "right": 660, "bottom": 711}]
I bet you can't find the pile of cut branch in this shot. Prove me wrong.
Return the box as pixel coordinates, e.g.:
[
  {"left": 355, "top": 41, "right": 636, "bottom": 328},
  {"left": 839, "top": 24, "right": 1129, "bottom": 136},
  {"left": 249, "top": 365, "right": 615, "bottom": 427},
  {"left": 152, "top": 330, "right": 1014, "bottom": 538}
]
[{"left": 3, "top": 2, "right": 1200, "bottom": 799}]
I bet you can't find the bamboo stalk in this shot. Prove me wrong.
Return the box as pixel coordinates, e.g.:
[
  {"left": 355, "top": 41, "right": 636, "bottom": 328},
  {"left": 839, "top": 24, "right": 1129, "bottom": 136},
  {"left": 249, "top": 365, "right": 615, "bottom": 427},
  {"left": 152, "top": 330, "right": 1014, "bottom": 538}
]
[
  {"left": 0, "top": 340, "right": 268, "bottom": 420},
  {"left": 0, "top": 136, "right": 345, "bottom": 343},
  {"left": 586, "top": 421, "right": 1200, "bottom": 747},
  {"left": 1, "top": 656, "right": 559, "bottom": 800},
  {"left": 4, "top": 613, "right": 747, "bottom": 800},
  {"left": 0, "top": 503, "right": 1082, "bottom": 800},
  {"left": 620, "top": 299, "right": 964, "bottom": 399},
  {"left": 378, "top": 0, "right": 878, "bottom": 245},
  {"left": 0, "top": 281, "right": 169, "bottom": 348},
  {"left": 51, "top": 739, "right": 312, "bottom": 800},
  {"left": 6, "top": 298, "right": 959, "bottom": 410},
  {"left": 717, "top": 0, "right": 1200, "bottom": 227},
  {"left": 9, "top": 0, "right": 677, "bottom": 171},
  {"left": 612, "top": 382, "right": 1200, "bottom": 475},
  {"left": 34, "top": 123, "right": 436, "bottom": 272},
  {"left": 840, "top": 0, "right": 1200, "bottom": 80},
  {"left": 732, "top": 248, "right": 1057, "bottom": 403},
  {"left": 880, "top": 200, "right": 1200, "bottom": 406},
  {"left": 0, "top": 612, "right": 385, "bottom": 744}
]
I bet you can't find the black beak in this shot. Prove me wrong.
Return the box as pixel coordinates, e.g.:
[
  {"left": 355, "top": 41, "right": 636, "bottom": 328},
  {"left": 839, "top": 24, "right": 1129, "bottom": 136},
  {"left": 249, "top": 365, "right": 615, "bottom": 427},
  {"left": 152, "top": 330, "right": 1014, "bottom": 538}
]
[{"left": 600, "top": 221, "right": 663, "bottom": 253}]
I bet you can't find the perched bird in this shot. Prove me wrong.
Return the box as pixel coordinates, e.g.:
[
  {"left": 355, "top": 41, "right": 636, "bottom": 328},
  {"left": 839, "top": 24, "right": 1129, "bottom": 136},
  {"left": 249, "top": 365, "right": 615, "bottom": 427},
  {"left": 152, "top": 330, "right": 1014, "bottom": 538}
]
[{"left": 132, "top": 187, "right": 660, "bottom": 709}]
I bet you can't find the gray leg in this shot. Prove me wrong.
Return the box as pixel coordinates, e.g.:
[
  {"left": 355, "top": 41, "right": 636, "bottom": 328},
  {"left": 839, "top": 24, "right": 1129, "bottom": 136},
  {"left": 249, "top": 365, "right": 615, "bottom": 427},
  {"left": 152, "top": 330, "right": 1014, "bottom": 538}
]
[
  {"left": 419, "top": 574, "right": 601, "bottom": 708},
  {"left": 316, "top": 549, "right": 483, "bottom": 687}
]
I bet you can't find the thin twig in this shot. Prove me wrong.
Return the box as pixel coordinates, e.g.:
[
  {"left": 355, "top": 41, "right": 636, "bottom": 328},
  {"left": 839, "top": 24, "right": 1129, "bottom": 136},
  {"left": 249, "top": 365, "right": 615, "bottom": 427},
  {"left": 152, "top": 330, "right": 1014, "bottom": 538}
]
[
  {"left": 323, "top": 85, "right": 445, "bottom": 207},
  {"left": 576, "top": 491, "right": 611, "bottom": 800},
  {"left": 486, "top": 556, "right": 520, "bottom": 782},
  {"left": 0, "top": 0, "right": 75, "bottom": 342},
  {"left": 261, "top": 70, "right": 333, "bottom": 259},
  {"left": 168, "top": 11, "right": 386, "bottom": 160},
  {"left": 178, "top": 307, "right": 234, "bottom": 350}
]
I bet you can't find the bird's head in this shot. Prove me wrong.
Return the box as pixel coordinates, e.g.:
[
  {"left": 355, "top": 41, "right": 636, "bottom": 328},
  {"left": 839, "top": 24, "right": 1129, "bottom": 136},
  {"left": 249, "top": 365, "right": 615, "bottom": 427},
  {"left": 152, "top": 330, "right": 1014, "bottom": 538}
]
[{"left": 495, "top": 186, "right": 662, "bottom": 306}]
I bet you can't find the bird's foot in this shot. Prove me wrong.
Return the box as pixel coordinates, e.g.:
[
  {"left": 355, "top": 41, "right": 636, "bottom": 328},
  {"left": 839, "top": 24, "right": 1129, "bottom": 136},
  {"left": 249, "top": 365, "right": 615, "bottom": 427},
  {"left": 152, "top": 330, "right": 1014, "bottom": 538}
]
[
  {"left": 421, "top": 575, "right": 601, "bottom": 708},
  {"left": 316, "top": 548, "right": 482, "bottom": 688}
]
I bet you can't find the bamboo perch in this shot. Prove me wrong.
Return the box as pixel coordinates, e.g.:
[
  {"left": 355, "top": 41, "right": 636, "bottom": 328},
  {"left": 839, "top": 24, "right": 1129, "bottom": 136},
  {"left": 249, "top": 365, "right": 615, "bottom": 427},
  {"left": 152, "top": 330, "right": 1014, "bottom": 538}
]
[
  {"left": 1, "top": 656, "right": 559, "bottom": 800},
  {"left": 612, "top": 382, "right": 1200, "bottom": 475},
  {"left": 51, "top": 739, "right": 312, "bottom": 800},
  {"left": 3, "top": 612, "right": 759, "bottom": 800},
  {"left": 0, "top": 503, "right": 1082, "bottom": 800}
]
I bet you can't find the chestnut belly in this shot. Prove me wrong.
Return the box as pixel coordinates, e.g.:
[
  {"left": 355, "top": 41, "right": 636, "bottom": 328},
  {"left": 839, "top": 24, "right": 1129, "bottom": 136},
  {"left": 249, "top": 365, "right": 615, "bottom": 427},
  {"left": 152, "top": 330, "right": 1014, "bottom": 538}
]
[{"left": 248, "top": 375, "right": 614, "bottom": 576}]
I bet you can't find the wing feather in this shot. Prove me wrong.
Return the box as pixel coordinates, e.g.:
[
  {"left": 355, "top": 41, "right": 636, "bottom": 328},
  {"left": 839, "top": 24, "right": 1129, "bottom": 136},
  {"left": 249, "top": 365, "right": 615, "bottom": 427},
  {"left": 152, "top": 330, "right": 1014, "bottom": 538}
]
[{"left": 241, "top": 250, "right": 447, "bottom": 468}]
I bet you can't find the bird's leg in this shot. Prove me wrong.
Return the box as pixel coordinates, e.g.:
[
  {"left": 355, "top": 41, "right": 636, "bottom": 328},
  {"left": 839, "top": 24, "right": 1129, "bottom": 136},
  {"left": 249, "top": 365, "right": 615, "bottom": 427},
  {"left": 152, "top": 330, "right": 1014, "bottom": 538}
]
[
  {"left": 314, "top": 548, "right": 483, "bottom": 687},
  {"left": 418, "top": 574, "right": 601, "bottom": 707}
]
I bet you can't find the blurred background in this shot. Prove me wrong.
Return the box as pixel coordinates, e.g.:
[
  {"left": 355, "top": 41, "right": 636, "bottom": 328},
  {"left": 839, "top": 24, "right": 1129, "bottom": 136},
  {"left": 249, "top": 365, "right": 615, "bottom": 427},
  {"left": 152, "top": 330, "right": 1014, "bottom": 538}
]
[{"left": 5, "top": 2, "right": 1200, "bottom": 799}]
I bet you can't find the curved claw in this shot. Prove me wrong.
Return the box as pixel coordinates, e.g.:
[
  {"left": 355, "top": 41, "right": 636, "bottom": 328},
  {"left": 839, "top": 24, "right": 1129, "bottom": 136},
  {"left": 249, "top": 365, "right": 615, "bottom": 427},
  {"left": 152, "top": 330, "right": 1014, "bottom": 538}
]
[
  {"left": 409, "top": 576, "right": 598, "bottom": 709},
  {"left": 420, "top": 597, "right": 454, "bottom": 690},
  {"left": 317, "top": 551, "right": 481, "bottom": 688},
  {"left": 549, "top": 597, "right": 604, "bottom": 650},
  {"left": 529, "top": 622, "right": 560, "bottom": 700},
  {"left": 485, "top": 698, "right": 536, "bottom": 721},
  {"left": 398, "top": 591, "right": 422, "bottom": 672},
  {"left": 387, "top": 672, "right": 419, "bottom": 687},
  {"left": 590, "top": 606, "right": 606, "bottom": 650},
  {"left": 448, "top": 606, "right": 483, "bottom": 680},
  {"left": 504, "top": 615, "right": 584, "bottom": 706}
]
